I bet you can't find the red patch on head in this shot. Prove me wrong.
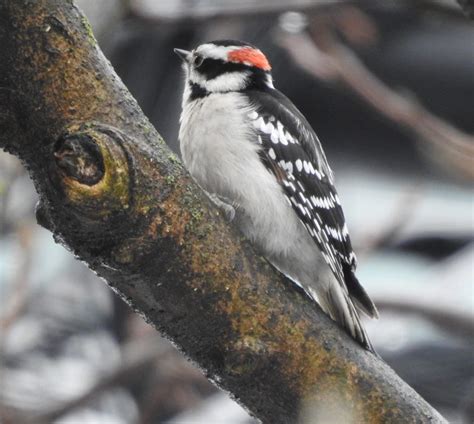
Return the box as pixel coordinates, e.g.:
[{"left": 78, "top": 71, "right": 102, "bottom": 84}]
[{"left": 227, "top": 48, "right": 271, "bottom": 71}]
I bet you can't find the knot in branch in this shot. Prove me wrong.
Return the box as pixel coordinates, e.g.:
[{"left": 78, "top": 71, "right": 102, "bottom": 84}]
[
  {"left": 55, "top": 132, "right": 104, "bottom": 185},
  {"left": 53, "top": 123, "right": 133, "bottom": 221}
]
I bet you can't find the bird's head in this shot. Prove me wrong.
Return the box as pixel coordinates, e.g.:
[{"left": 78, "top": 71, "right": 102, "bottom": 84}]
[{"left": 174, "top": 40, "right": 273, "bottom": 98}]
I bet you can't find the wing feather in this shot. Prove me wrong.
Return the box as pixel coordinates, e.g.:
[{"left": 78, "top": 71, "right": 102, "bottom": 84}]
[
  {"left": 247, "top": 96, "right": 356, "bottom": 287},
  {"left": 245, "top": 89, "right": 379, "bottom": 349}
]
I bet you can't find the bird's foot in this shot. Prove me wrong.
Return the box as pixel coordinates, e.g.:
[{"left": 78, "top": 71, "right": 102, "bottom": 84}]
[{"left": 208, "top": 193, "right": 236, "bottom": 222}]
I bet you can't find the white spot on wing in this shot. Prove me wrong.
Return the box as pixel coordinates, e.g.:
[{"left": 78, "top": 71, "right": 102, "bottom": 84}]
[
  {"left": 303, "top": 161, "right": 310, "bottom": 174},
  {"left": 295, "top": 159, "right": 303, "bottom": 172},
  {"left": 312, "top": 218, "right": 321, "bottom": 230},
  {"left": 248, "top": 110, "right": 258, "bottom": 120},
  {"left": 277, "top": 121, "right": 288, "bottom": 145},
  {"left": 286, "top": 131, "right": 296, "bottom": 144},
  {"left": 298, "top": 191, "right": 307, "bottom": 203},
  {"left": 270, "top": 128, "right": 279, "bottom": 144},
  {"left": 297, "top": 203, "right": 306, "bottom": 216},
  {"left": 255, "top": 117, "right": 265, "bottom": 131}
]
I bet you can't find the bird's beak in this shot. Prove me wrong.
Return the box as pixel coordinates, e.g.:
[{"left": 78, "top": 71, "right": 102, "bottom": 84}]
[{"left": 174, "top": 48, "right": 191, "bottom": 63}]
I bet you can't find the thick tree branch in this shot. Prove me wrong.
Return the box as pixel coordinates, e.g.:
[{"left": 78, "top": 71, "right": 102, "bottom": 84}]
[{"left": 0, "top": 1, "right": 447, "bottom": 422}]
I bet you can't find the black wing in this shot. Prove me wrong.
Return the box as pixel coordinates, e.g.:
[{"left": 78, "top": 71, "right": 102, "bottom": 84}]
[
  {"left": 246, "top": 89, "right": 377, "bottom": 318},
  {"left": 247, "top": 90, "right": 355, "bottom": 277}
]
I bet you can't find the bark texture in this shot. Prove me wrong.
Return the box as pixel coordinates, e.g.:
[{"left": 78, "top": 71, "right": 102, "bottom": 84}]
[{"left": 0, "top": 1, "right": 447, "bottom": 423}]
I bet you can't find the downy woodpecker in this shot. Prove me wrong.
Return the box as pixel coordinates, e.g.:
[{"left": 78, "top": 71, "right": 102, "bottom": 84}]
[{"left": 175, "top": 40, "right": 378, "bottom": 351}]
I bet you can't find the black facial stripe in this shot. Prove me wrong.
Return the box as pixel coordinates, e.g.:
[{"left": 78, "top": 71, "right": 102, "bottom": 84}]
[
  {"left": 197, "top": 57, "right": 249, "bottom": 80},
  {"left": 189, "top": 82, "right": 209, "bottom": 100}
]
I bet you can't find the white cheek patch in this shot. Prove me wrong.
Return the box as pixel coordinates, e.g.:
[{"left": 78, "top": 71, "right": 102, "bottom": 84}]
[{"left": 190, "top": 70, "right": 250, "bottom": 93}]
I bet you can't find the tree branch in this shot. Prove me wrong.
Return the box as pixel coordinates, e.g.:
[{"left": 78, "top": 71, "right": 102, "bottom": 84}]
[{"left": 0, "top": 1, "right": 447, "bottom": 422}]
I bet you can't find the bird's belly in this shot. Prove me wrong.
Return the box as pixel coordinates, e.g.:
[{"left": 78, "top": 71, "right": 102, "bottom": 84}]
[
  {"left": 237, "top": 204, "right": 329, "bottom": 288},
  {"left": 179, "top": 92, "right": 329, "bottom": 288}
]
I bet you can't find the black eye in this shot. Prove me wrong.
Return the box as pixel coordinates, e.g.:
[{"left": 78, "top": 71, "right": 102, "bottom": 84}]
[{"left": 193, "top": 55, "right": 204, "bottom": 68}]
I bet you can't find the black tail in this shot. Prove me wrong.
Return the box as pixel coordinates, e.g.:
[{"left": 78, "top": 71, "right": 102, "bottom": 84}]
[{"left": 343, "top": 264, "right": 379, "bottom": 319}]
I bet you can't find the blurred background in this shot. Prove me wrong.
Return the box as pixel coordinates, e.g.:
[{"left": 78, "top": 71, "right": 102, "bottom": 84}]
[{"left": 1, "top": 0, "right": 473, "bottom": 423}]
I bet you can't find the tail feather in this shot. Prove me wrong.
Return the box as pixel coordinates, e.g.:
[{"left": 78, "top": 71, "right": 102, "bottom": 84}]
[
  {"left": 320, "top": 282, "right": 376, "bottom": 354},
  {"left": 343, "top": 265, "right": 379, "bottom": 319}
]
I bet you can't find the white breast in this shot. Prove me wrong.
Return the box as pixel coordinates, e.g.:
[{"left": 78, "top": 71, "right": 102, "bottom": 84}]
[{"left": 179, "top": 92, "right": 326, "bottom": 284}]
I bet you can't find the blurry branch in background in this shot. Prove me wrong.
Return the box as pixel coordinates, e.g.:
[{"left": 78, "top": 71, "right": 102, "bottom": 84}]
[
  {"left": 129, "top": 0, "right": 348, "bottom": 21},
  {"left": 411, "top": 0, "right": 472, "bottom": 18},
  {"left": 0, "top": 159, "right": 25, "bottom": 331},
  {"left": 0, "top": 1, "right": 449, "bottom": 422},
  {"left": 277, "top": 7, "right": 474, "bottom": 180},
  {"left": 374, "top": 300, "right": 474, "bottom": 341},
  {"left": 0, "top": 224, "right": 32, "bottom": 333},
  {"left": 356, "top": 183, "right": 422, "bottom": 258},
  {"left": 133, "top": 342, "right": 215, "bottom": 424},
  {"left": 0, "top": 157, "right": 33, "bottom": 337},
  {"left": 0, "top": 155, "right": 22, "bottom": 233},
  {"left": 456, "top": 0, "right": 474, "bottom": 18},
  {"left": 128, "top": 0, "right": 468, "bottom": 22},
  {"left": 1, "top": 339, "right": 163, "bottom": 424}
]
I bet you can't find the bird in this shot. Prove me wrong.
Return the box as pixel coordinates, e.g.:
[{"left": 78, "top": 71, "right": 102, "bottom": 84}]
[{"left": 174, "top": 40, "right": 378, "bottom": 352}]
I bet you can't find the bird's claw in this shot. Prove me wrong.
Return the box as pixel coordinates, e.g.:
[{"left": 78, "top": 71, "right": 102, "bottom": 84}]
[{"left": 208, "top": 193, "right": 236, "bottom": 222}]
